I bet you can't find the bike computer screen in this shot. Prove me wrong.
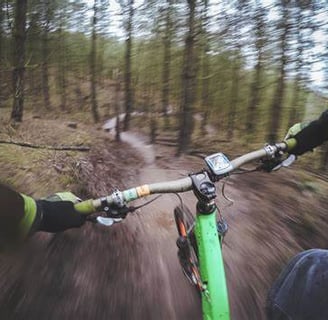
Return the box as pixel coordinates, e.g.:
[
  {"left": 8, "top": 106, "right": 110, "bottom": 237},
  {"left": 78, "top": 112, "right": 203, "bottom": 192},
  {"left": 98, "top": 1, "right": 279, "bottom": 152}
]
[{"left": 205, "top": 152, "right": 233, "bottom": 176}]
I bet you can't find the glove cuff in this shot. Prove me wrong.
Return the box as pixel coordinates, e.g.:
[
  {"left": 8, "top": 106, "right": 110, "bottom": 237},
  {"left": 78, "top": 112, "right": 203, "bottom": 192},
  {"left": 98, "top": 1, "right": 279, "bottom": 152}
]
[{"left": 20, "top": 194, "right": 38, "bottom": 238}]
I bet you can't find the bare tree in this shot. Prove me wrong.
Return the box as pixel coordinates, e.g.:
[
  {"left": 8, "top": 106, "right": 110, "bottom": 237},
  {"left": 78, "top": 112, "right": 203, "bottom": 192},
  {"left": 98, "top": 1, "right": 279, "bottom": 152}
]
[
  {"left": 200, "top": 0, "right": 210, "bottom": 135},
  {"left": 246, "top": 2, "right": 267, "bottom": 138},
  {"left": 267, "top": 0, "right": 291, "bottom": 142},
  {"left": 161, "top": 0, "right": 173, "bottom": 128},
  {"left": 11, "top": 0, "right": 27, "bottom": 122},
  {"left": 177, "top": 0, "right": 198, "bottom": 155},
  {"left": 120, "top": 0, "right": 134, "bottom": 131},
  {"left": 90, "top": 0, "right": 100, "bottom": 123},
  {"left": 41, "top": 0, "right": 52, "bottom": 109}
]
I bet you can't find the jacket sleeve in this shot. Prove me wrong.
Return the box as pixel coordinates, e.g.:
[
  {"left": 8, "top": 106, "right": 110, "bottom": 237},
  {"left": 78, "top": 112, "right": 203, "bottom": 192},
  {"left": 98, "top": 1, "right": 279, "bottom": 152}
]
[
  {"left": 292, "top": 110, "right": 328, "bottom": 155},
  {"left": 0, "top": 184, "right": 37, "bottom": 246}
]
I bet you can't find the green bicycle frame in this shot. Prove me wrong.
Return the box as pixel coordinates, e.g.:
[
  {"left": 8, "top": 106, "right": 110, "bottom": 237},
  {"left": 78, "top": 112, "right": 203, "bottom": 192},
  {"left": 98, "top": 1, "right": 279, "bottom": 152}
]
[
  {"left": 75, "top": 141, "right": 295, "bottom": 320},
  {"left": 195, "top": 208, "right": 230, "bottom": 320}
]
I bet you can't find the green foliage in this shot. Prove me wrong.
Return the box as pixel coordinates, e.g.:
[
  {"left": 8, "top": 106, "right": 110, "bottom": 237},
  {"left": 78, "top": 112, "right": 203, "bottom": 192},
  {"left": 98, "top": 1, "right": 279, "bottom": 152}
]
[{"left": 0, "top": 0, "right": 326, "bottom": 155}]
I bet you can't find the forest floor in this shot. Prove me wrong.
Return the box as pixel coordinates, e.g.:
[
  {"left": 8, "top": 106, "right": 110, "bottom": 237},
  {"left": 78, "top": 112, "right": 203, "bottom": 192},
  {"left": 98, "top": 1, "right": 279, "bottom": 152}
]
[{"left": 0, "top": 108, "right": 328, "bottom": 319}]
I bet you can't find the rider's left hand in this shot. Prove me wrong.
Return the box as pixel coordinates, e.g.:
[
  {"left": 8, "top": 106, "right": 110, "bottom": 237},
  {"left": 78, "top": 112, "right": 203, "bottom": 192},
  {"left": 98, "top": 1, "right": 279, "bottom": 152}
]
[{"left": 35, "top": 192, "right": 86, "bottom": 233}]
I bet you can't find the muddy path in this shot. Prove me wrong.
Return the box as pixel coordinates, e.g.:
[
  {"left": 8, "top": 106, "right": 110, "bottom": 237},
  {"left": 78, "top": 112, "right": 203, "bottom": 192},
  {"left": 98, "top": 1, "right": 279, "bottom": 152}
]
[{"left": 1, "top": 122, "right": 327, "bottom": 320}]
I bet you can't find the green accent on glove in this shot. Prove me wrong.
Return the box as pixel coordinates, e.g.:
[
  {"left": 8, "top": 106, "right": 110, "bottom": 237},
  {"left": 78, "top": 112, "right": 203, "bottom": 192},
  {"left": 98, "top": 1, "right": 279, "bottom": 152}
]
[
  {"left": 285, "top": 121, "right": 311, "bottom": 140},
  {"left": 44, "top": 192, "right": 81, "bottom": 203},
  {"left": 20, "top": 194, "right": 37, "bottom": 237}
]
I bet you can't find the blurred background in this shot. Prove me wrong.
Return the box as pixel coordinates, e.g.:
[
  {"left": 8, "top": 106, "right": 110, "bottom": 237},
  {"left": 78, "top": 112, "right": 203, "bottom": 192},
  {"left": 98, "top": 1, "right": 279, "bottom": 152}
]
[
  {"left": 0, "top": 0, "right": 328, "bottom": 319},
  {"left": 1, "top": 0, "right": 328, "bottom": 159}
]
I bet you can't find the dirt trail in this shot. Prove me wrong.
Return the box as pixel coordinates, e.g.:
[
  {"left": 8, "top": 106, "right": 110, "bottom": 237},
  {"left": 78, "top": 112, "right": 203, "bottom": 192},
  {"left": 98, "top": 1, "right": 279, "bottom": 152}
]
[
  {"left": 114, "top": 129, "right": 202, "bottom": 319},
  {"left": 1, "top": 118, "right": 327, "bottom": 320},
  {"left": 115, "top": 129, "right": 328, "bottom": 320}
]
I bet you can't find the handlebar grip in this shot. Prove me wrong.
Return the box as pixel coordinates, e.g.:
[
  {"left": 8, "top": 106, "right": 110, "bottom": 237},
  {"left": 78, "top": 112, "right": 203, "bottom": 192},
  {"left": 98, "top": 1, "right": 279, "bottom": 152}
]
[
  {"left": 284, "top": 138, "right": 297, "bottom": 152},
  {"left": 74, "top": 200, "right": 97, "bottom": 215}
]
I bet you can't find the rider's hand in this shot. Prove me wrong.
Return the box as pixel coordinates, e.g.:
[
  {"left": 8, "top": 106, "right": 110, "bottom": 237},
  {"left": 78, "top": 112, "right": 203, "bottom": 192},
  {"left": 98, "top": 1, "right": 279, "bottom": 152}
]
[
  {"left": 284, "top": 121, "right": 310, "bottom": 140},
  {"left": 35, "top": 192, "right": 86, "bottom": 233}
]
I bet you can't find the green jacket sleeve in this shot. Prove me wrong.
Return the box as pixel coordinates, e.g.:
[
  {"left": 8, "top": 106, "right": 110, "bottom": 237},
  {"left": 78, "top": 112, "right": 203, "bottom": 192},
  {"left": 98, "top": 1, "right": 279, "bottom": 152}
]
[{"left": 0, "top": 184, "right": 37, "bottom": 246}]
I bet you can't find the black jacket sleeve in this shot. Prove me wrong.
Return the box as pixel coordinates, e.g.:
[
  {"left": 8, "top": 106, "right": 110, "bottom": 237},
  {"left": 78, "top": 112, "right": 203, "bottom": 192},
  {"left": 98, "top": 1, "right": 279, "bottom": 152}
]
[
  {"left": 0, "top": 183, "right": 25, "bottom": 244},
  {"left": 292, "top": 109, "right": 328, "bottom": 155}
]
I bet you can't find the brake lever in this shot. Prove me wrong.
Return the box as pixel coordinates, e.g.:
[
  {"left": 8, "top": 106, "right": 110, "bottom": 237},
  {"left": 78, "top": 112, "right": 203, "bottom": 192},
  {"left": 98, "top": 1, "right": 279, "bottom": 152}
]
[
  {"left": 96, "top": 216, "right": 123, "bottom": 226},
  {"left": 259, "top": 153, "right": 296, "bottom": 172},
  {"left": 272, "top": 154, "right": 296, "bottom": 171}
]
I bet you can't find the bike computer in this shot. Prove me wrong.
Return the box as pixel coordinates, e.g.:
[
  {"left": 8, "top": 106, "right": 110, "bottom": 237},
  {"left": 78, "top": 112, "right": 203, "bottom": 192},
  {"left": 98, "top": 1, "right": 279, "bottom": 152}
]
[{"left": 205, "top": 152, "right": 233, "bottom": 176}]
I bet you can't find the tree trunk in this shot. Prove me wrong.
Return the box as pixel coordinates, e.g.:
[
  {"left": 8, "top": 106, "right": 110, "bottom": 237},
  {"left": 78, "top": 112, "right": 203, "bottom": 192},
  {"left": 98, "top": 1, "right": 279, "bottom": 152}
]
[
  {"left": 41, "top": 1, "right": 51, "bottom": 110},
  {"left": 0, "top": 0, "right": 3, "bottom": 107},
  {"left": 287, "top": 6, "right": 303, "bottom": 128},
  {"left": 267, "top": 4, "right": 290, "bottom": 143},
  {"left": 123, "top": 0, "right": 134, "bottom": 131},
  {"left": 200, "top": 0, "right": 210, "bottom": 135},
  {"left": 227, "top": 56, "right": 240, "bottom": 140},
  {"left": 58, "top": 8, "right": 67, "bottom": 111},
  {"left": 11, "top": 0, "right": 27, "bottom": 122},
  {"left": 177, "top": 0, "right": 197, "bottom": 155},
  {"left": 115, "top": 75, "right": 121, "bottom": 142},
  {"left": 90, "top": 0, "right": 99, "bottom": 123},
  {"left": 246, "top": 55, "right": 262, "bottom": 137},
  {"left": 246, "top": 4, "right": 265, "bottom": 138},
  {"left": 161, "top": 0, "right": 173, "bottom": 128}
]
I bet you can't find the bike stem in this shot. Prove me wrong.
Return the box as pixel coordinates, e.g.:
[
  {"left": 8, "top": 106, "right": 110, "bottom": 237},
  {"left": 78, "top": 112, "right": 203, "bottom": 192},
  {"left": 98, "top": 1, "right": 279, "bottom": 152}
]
[{"left": 190, "top": 171, "right": 217, "bottom": 215}]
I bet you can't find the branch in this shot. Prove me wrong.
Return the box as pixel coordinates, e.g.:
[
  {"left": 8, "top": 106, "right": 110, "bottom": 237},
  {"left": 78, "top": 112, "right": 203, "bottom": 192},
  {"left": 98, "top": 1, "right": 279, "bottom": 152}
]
[{"left": 0, "top": 140, "right": 90, "bottom": 151}]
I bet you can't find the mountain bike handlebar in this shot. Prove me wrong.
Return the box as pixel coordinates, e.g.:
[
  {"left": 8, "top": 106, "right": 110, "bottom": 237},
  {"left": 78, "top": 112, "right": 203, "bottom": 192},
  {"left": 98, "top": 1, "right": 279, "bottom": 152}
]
[{"left": 74, "top": 139, "right": 296, "bottom": 216}]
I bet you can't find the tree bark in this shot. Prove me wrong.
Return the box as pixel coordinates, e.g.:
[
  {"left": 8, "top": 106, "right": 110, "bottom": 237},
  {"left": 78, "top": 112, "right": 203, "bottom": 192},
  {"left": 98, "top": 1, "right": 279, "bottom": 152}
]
[
  {"left": 267, "top": 2, "right": 290, "bottom": 143},
  {"left": 161, "top": 0, "right": 173, "bottom": 128},
  {"left": 90, "top": 0, "right": 100, "bottom": 123},
  {"left": 200, "top": 0, "right": 210, "bottom": 135},
  {"left": 177, "top": 0, "right": 197, "bottom": 155},
  {"left": 227, "top": 53, "right": 240, "bottom": 140},
  {"left": 57, "top": 7, "right": 67, "bottom": 111},
  {"left": 123, "top": 0, "right": 134, "bottom": 131},
  {"left": 11, "top": 0, "right": 27, "bottom": 122},
  {"left": 287, "top": 6, "right": 303, "bottom": 128},
  {"left": 41, "top": 0, "right": 51, "bottom": 110},
  {"left": 115, "top": 77, "right": 121, "bottom": 142},
  {"left": 0, "top": 0, "right": 4, "bottom": 107},
  {"left": 246, "top": 4, "right": 266, "bottom": 138}
]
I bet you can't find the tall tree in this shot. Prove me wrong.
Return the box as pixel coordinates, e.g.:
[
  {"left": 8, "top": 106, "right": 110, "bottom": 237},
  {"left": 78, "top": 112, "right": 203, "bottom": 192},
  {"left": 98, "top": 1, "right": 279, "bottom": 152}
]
[
  {"left": 57, "top": 3, "right": 68, "bottom": 110},
  {"left": 90, "top": 0, "right": 100, "bottom": 123},
  {"left": 267, "top": 0, "right": 291, "bottom": 142},
  {"left": 121, "top": 0, "right": 134, "bottom": 131},
  {"left": 0, "top": 0, "right": 5, "bottom": 106},
  {"left": 40, "top": 0, "right": 53, "bottom": 109},
  {"left": 287, "top": 1, "right": 316, "bottom": 128},
  {"left": 246, "top": 1, "right": 267, "bottom": 138},
  {"left": 225, "top": 2, "right": 245, "bottom": 140},
  {"left": 200, "top": 0, "right": 211, "bottom": 135},
  {"left": 177, "top": 0, "right": 198, "bottom": 155},
  {"left": 161, "top": 0, "right": 174, "bottom": 128},
  {"left": 11, "top": 0, "right": 27, "bottom": 122}
]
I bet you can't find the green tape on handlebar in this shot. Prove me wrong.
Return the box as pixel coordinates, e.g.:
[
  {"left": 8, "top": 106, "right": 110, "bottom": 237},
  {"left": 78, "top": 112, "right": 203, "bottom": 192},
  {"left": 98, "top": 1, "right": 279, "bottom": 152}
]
[
  {"left": 74, "top": 200, "right": 96, "bottom": 215},
  {"left": 123, "top": 188, "right": 138, "bottom": 202},
  {"left": 284, "top": 138, "right": 297, "bottom": 152}
]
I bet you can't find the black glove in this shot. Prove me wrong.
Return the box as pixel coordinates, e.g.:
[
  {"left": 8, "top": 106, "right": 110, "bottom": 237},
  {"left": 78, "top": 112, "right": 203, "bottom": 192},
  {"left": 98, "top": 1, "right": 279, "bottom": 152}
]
[
  {"left": 292, "top": 110, "right": 328, "bottom": 155},
  {"left": 36, "top": 200, "right": 85, "bottom": 233}
]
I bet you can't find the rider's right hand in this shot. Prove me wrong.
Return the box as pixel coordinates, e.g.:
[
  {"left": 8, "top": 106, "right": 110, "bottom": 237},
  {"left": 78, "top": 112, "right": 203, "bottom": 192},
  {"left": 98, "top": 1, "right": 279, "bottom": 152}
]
[
  {"left": 284, "top": 110, "right": 328, "bottom": 156},
  {"left": 284, "top": 122, "right": 310, "bottom": 141}
]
